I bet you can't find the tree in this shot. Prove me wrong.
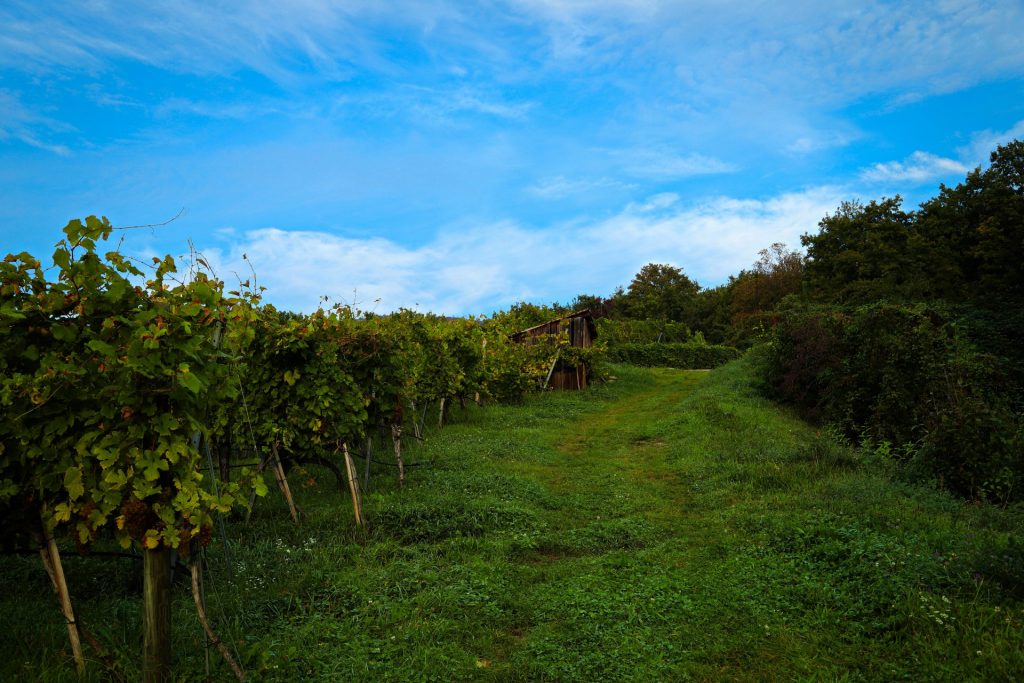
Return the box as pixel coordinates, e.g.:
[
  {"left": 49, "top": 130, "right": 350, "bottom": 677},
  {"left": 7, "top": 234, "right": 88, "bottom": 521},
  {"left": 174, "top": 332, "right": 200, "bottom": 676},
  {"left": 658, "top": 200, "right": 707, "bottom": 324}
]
[
  {"left": 801, "top": 197, "right": 917, "bottom": 304},
  {"left": 618, "top": 263, "right": 700, "bottom": 323},
  {"left": 730, "top": 243, "right": 803, "bottom": 319},
  {"left": 917, "top": 140, "right": 1024, "bottom": 304}
]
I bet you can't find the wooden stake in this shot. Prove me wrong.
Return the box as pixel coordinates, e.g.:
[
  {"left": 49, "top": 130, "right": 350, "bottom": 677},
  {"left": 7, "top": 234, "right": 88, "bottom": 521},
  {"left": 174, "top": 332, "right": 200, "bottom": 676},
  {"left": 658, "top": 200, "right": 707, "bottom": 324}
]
[
  {"left": 362, "top": 437, "right": 372, "bottom": 492},
  {"left": 542, "top": 350, "right": 560, "bottom": 390},
  {"left": 342, "top": 443, "right": 364, "bottom": 527},
  {"left": 190, "top": 558, "right": 245, "bottom": 682},
  {"left": 38, "top": 519, "right": 84, "bottom": 674},
  {"left": 409, "top": 401, "right": 422, "bottom": 440},
  {"left": 437, "top": 397, "right": 446, "bottom": 430},
  {"left": 270, "top": 443, "right": 300, "bottom": 524},
  {"left": 142, "top": 547, "right": 172, "bottom": 683},
  {"left": 391, "top": 424, "right": 405, "bottom": 488}
]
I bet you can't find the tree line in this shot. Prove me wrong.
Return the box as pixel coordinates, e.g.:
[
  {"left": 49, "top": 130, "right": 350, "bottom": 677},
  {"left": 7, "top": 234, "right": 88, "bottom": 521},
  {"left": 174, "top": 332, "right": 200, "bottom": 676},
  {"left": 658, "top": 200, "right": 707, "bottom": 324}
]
[{"left": 569, "top": 140, "right": 1023, "bottom": 502}]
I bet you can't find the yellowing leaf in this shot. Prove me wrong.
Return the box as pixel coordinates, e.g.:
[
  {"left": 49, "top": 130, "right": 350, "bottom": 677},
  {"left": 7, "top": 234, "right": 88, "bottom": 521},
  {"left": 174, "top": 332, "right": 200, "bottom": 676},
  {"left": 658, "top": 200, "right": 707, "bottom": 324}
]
[
  {"left": 53, "top": 502, "right": 73, "bottom": 523},
  {"left": 143, "top": 531, "right": 160, "bottom": 549}
]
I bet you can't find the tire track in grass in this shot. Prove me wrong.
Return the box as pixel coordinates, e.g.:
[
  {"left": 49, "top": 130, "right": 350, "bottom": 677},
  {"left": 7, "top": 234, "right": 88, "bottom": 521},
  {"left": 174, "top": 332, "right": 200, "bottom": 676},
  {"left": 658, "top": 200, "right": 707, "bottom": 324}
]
[
  {"left": 488, "top": 368, "right": 709, "bottom": 676},
  {"left": 539, "top": 367, "right": 705, "bottom": 530}
]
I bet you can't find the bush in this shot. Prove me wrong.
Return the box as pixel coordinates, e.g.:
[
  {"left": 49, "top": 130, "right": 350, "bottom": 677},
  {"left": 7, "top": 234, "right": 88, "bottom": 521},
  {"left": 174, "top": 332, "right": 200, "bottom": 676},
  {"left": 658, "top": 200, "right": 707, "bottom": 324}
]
[
  {"left": 596, "top": 319, "right": 695, "bottom": 345},
  {"left": 608, "top": 342, "right": 740, "bottom": 369},
  {"left": 760, "top": 301, "right": 1023, "bottom": 501}
]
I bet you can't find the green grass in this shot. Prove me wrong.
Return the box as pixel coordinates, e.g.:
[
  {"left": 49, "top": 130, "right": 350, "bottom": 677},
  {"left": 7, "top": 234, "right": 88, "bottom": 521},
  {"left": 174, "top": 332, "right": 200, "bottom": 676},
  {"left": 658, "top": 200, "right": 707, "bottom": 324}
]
[{"left": 2, "top": 358, "right": 1022, "bottom": 681}]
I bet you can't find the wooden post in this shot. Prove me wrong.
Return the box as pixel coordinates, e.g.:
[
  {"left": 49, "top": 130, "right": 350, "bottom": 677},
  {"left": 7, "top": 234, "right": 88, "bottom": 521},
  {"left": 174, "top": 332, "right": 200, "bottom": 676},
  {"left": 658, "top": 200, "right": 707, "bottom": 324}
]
[
  {"left": 38, "top": 519, "right": 85, "bottom": 674},
  {"left": 190, "top": 558, "right": 245, "bottom": 681},
  {"left": 542, "top": 350, "right": 560, "bottom": 390},
  {"left": 219, "top": 446, "right": 231, "bottom": 483},
  {"left": 437, "top": 397, "right": 446, "bottom": 430},
  {"left": 409, "top": 401, "right": 422, "bottom": 440},
  {"left": 142, "top": 546, "right": 172, "bottom": 683},
  {"left": 362, "top": 437, "right": 373, "bottom": 492},
  {"left": 270, "top": 443, "right": 300, "bottom": 524},
  {"left": 391, "top": 424, "right": 405, "bottom": 488},
  {"left": 342, "top": 443, "right": 364, "bottom": 527}
]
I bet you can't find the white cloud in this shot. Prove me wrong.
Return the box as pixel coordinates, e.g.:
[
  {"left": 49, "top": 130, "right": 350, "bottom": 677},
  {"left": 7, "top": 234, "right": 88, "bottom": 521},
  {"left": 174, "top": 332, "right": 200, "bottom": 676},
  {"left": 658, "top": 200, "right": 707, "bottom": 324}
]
[
  {"left": 527, "top": 175, "right": 631, "bottom": 198},
  {"left": 860, "top": 151, "right": 970, "bottom": 184},
  {"left": 957, "top": 119, "right": 1024, "bottom": 166},
  {"left": 860, "top": 120, "right": 1024, "bottom": 186},
  {"left": 787, "top": 131, "right": 856, "bottom": 154},
  {"left": 7, "top": 1, "right": 1020, "bottom": 109},
  {"left": 618, "top": 150, "right": 736, "bottom": 180},
  {"left": 207, "top": 187, "right": 840, "bottom": 314}
]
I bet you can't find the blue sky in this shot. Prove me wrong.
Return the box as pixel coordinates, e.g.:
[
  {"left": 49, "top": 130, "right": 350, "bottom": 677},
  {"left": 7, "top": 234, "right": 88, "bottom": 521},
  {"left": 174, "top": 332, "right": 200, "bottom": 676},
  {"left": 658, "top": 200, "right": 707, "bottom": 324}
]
[{"left": 2, "top": 1, "right": 1023, "bottom": 314}]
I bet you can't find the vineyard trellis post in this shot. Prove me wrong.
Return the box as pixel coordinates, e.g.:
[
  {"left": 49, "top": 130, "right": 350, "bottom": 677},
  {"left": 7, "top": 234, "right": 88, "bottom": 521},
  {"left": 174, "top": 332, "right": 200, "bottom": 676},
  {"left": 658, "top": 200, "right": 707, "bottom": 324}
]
[
  {"left": 342, "top": 443, "right": 364, "bottom": 527},
  {"left": 142, "top": 546, "right": 172, "bottom": 683},
  {"left": 270, "top": 443, "right": 300, "bottom": 524},
  {"left": 38, "top": 516, "right": 85, "bottom": 674}
]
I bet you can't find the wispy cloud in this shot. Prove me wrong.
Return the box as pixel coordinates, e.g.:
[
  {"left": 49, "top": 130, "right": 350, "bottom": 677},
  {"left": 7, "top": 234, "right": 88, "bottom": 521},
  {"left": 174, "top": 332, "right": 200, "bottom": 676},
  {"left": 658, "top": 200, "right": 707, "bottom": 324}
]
[
  {"left": 787, "top": 131, "right": 857, "bottom": 154},
  {"left": 618, "top": 150, "right": 736, "bottom": 180},
  {"left": 205, "top": 186, "right": 840, "bottom": 314},
  {"left": 0, "top": 89, "right": 72, "bottom": 155},
  {"left": 527, "top": 175, "right": 632, "bottom": 199},
  {"left": 957, "top": 119, "right": 1024, "bottom": 166},
  {"left": 861, "top": 119, "right": 1024, "bottom": 185},
  {"left": 860, "top": 151, "right": 969, "bottom": 184},
  {"left": 154, "top": 98, "right": 278, "bottom": 121}
]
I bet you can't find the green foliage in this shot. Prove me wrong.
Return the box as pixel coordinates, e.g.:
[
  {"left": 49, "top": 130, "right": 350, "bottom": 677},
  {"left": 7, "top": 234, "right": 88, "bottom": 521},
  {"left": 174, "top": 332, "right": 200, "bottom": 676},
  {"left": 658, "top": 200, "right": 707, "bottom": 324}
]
[
  {"left": 486, "top": 301, "right": 567, "bottom": 333},
  {"left": 616, "top": 263, "right": 700, "bottom": 323},
  {"left": 758, "top": 141, "right": 1024, "bottom": 503},
  {"left": 596, "top": 318, "right": 694, "bottom": 345},
  {"left": 724, "top": 243, "right": 804, "bottom": 345},
  {"left": 800, "top": 141, "right": 1024, "bottom": 310},
  {"left": 3, "top": 361, "right": 1023, "bottom": 681},
  {"left": 760, "top": 301, "right": 1023, "bottom": 501},
  {"left": 221, "top": 307, "right": 368, "bottom": 461},
  {"left": 0, "top": 219, "right": 565, "bottom": 559},
  {"left": 607, "top": 342, "right": 739, "bottom": 369},
  {"left": 1, "top": 217, "right": 263, "bottom": 552},
  {"left": 802, "top": 197, "right": 917, "bottom": 304}
]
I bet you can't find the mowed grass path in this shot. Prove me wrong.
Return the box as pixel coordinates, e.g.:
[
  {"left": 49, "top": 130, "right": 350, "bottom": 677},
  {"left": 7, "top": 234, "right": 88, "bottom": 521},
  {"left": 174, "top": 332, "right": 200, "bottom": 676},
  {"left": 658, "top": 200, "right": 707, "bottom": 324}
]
[{"left": 1, "top": 360, "right": 1022, "bottom": 681}]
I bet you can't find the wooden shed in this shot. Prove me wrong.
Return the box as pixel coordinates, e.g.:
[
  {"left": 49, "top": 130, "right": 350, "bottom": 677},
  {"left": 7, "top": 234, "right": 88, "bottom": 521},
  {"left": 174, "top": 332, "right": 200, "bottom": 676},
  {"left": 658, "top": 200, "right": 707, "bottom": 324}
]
[{"left": 510, "top": 309, "right": 598, "bottom": 390}]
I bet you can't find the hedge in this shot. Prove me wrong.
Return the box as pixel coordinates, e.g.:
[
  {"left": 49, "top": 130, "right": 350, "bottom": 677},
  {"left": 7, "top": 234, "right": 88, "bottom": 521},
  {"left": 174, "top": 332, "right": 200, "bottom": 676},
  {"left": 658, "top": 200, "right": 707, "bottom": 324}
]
[{"left": 608, "top": 342, "right": 740, "bottom": 369}]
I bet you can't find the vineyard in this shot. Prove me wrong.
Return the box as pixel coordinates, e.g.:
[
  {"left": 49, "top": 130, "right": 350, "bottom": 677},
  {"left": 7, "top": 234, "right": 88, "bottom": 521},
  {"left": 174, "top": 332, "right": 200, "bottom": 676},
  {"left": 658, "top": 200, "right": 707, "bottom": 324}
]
[{"left": 0, "top": 218, "right": 602, "bottom": 681}]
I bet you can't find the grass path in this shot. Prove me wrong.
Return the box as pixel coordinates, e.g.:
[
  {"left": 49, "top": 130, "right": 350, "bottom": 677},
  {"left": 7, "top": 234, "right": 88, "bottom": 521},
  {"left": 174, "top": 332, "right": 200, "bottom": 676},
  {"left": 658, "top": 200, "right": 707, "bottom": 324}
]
[
  {"left": 508, "top": 368, "right": 700, "bottom": 530},
  {"left": 1, "top": 361, "right": 1021, "bottom": 681},
  {"left": 483, "top": 368, "right": 711, "bottom": 677}
]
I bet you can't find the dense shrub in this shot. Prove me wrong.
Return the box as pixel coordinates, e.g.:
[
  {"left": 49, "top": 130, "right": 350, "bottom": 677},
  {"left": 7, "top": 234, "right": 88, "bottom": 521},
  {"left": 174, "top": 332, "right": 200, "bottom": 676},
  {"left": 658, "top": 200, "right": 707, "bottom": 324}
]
[
  {"left": 596, "top": 319, "right": 695, "bottom": 345},
  {"left": 608, "top": 342, "right": 740, "bottom": 369},
  {"left": 760, "top": 301, "right": 1023, "bottom": 501}
]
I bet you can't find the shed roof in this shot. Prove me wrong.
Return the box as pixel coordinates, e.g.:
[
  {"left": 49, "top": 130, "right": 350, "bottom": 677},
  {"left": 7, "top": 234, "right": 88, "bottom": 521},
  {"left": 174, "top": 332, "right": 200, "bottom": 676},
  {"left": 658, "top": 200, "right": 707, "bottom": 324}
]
[{"left": 509, "top": 309, "right": 598, "bottom": 342}]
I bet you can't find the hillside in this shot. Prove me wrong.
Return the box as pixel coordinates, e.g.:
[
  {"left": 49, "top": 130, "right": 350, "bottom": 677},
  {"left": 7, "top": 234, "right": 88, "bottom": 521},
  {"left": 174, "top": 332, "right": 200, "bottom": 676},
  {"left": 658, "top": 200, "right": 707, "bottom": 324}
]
[{"left": 1, "top": 359, "right": 1021, "bottom": 681}]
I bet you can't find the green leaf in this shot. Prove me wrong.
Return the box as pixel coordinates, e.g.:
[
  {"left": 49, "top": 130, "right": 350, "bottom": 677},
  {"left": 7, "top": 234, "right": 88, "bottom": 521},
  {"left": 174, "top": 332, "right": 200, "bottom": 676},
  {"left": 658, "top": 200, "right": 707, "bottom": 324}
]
[
  {"left": 178, "top": 370, "right": 202, "bottom": 394},
  {"left": 64, "top": 466, "right": 85, "bottom": 501},
  {"left": 87, "top": 339, "right": 116, "bottom": 356},
  {"left": 104, "top": 468, "right": 130, "bottom": 490},
  {"left": 143, "top": 457, "right": 168, "bottom": 481},
  {"left": 52, "top": 248, "right": 70, "bottom": 270},
  {"left": 254, "top": 474, "right": 269, "bottom": 497},
  {"left": 51, "top": 324, "right": 77, "bottom": 342}
]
